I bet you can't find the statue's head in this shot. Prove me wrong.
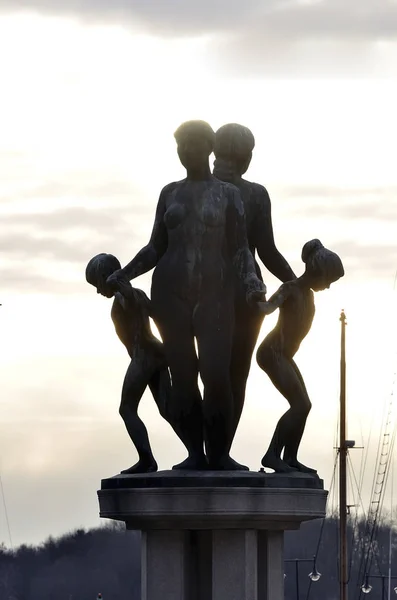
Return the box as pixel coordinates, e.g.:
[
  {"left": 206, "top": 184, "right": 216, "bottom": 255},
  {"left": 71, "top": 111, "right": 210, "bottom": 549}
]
[
  {"left": 174, "top": 120, "right": 215, "bottom": 171},
  {"left": 86, "top": 253, "right": 121, "bottom": 297},
  {"left": 302, "top": 239, "right": 344, "bottom": 291},
  {"left": 213, "top": 123, "right": 255, "bottom": 180}
]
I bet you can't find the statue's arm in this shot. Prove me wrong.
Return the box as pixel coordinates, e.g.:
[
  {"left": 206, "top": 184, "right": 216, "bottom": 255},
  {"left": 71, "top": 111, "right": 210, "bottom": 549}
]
[
  {"left": 257, "top": 283, "right": 292, "bottom": 315},
  {"left": 122, "top": 190, "right": 168, "bottom": 281},
  {"left": 227, "top": 187, "right": 267, "bottom": 303},
  {"left": 107, "top": 190, "right": 168, "bottom": 291},
  {"left": 254, "top": 185, "right": 296, "bottom": 282}
]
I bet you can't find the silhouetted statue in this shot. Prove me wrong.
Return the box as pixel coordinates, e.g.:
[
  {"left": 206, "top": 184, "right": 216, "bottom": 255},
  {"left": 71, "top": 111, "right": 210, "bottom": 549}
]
[
  {"left": 86, "top": 253, "right": 172, "bottom": 474},
  {"left": 213, "top": 123, "right": 295, "bottom": 440},
  {"left": 106, "top": 120, "right": 266, "bottom": 471},
  {"left": 256, "top": 239, "right": 344, "bottom": 474}
]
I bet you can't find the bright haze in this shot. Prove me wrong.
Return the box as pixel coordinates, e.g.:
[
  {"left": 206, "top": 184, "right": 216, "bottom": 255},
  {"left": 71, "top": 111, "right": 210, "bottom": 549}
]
[{"left": 1, "top": 0, "right": 397, "bottom": 546}]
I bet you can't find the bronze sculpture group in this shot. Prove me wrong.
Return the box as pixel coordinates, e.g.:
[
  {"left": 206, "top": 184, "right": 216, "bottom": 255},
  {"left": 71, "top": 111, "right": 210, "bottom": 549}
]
[{"left": 85, "top": 121, "right": 344, "bottom": 474}]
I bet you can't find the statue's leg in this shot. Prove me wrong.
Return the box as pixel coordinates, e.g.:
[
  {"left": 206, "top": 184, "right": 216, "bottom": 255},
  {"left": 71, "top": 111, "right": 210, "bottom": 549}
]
[
  {"left": 195, "top": 295, "right": 248, "bottom": 471},
  {"left": 283, "top": 360, "right": 316, "bottom": 474},
  {"left": 154, "top": 300, "right": 207, "bottom": 471},
  {"left": 257, "top": 343, "right": 311, "bottom": 473},
  {"left": 149, "top": 366, "right": 171, "bottom": 422},
  {"left": 149, "top": 366, "right": 190, "bottom": 447},
  {"left": 230, "top": 306, "right": 264, "bottom": 440},
  {"left": 119, "top": 361, "right": 158, "bottom": 474}
]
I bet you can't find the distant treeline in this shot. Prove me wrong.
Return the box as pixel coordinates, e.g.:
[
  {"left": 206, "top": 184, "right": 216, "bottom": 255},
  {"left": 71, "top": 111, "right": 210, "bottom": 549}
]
[{"left": 0, "top": 515, "right": 395, "bottom": 599}]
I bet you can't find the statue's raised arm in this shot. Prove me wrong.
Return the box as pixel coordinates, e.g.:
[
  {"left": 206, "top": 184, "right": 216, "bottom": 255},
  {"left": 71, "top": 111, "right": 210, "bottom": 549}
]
[
  {"left": 106, "top": 189, "right": 169, "bottom": 292},
  {"left": 253, "top": 184, "right": 296, "bottom": 283}
]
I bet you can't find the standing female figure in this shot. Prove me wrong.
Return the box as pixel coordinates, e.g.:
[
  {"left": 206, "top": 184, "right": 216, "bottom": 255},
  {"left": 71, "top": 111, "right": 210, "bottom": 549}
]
[
  {"left": 107, "top": 121, "right": 265, "bottom": 470},
  {"left": 213, "top": 123, "right": 295, "bottom": 440},
  {"left": 257, "top": 239, "right": 344, "bottom": 473}
]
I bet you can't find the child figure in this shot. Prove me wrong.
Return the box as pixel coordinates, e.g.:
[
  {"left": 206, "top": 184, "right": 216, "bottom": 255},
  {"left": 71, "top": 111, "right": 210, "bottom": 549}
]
[
  {"left": 86, "top": 253, "right": 172, "bottom": 474},
  {"left": 257, "top": 239, "right": 344, "bottom": 474}
]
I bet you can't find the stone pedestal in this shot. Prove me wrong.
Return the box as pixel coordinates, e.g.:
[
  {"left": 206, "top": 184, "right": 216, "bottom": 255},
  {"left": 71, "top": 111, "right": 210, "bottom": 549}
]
[{"left": 98, "top": 471, "right": 326, "bottom": 600}]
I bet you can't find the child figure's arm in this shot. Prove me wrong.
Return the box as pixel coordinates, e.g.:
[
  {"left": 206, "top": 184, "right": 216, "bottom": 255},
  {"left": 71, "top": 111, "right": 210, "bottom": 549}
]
[{"left": 258, "top": 282, "right": 293, "bottom": 315}]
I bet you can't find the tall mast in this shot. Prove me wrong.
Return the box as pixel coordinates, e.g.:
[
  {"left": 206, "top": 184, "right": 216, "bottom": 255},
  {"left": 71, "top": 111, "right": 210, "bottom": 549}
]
[{"left": 339, "top": 310, "right": 348, "bottom": 600}]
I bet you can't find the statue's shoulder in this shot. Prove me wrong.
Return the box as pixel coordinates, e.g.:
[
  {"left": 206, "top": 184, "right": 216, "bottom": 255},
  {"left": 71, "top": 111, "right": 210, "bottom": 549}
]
[
  {"left": 242, "top": 181, "right": 271, "bottom": 217},
  {"left": 250, "top": 182, "right": 270, "bottom": 202},
  {"left": 222, "top": 180, "right": 239, "bottom": 192},
  {"left": 208, "top": 176, "right": 237, "bottom": 192},
  {"left": 160, "top": 179, "right": 184, "bottom": 196},
  {"left": 215, "top": 180, "right": 242, "bottom": 200}
]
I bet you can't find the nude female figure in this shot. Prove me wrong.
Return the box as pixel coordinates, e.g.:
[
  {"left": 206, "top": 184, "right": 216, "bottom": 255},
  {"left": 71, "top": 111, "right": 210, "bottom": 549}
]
[
  {"left": 256, "top": 239, "right": 344, "bottom": 474},
  {"left": 86, "top": 253, "right": 172, "bottom": 474},
  {"left": 106, "top": 121, "right": 265, "bottom": 471},
  {"left": 213, "top": 123, "right": 295, "bottom": 440}
]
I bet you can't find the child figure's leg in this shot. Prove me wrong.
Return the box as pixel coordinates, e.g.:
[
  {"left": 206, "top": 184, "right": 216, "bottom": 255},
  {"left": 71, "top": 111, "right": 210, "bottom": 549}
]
[
  {"left": 257, "top": 343, "right": 312, "bottom": 473},
  {"left": 119, "top": 360, "right": 157, "bottom": 474},
  {"left": 282, "top": 360, "right": 316, "bottom": 474}
]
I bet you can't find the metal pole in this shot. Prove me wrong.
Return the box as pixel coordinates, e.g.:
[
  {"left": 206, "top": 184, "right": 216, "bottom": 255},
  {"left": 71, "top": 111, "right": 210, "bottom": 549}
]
[
  {"left": 388, "top": 460, "right": 393, "bottom": 600},
  {"left": 383, "top": 576, "right": 386, "bottom": 600},
  {"left": 340, "top": 310, "right": 348, "bottom": 600},
  {"left": 296, "top": 561, "right": 300, "bottom": 600}
]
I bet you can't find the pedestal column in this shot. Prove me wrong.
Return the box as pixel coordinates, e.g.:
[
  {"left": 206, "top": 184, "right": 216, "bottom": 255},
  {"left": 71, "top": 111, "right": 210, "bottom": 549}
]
[
  {"left": 141, "top": 530, "right": 188, "bottom": 600},
  {"left": 258, "top": 531, "right": 284, "bottom": 600}
]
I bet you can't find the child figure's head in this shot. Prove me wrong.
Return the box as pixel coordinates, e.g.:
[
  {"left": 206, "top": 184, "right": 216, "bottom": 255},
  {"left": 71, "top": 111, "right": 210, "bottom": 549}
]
[
  {"left": 302, "top": 239, "right": 344, "bottom": 291},
  {"left": 86, "top": 253, "right": 121, "bottom": 298}
]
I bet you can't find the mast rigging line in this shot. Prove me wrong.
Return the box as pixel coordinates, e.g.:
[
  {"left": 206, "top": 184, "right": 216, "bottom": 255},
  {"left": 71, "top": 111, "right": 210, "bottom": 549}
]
[
  {"left": 305, "top": 452, "right": 339, "bottom": 600},
  {"left": 356, "top": 366, "right": 397, "bottom": 600},
  {"left": 0, "top": 474, "right": 13, "bottom": 549}
]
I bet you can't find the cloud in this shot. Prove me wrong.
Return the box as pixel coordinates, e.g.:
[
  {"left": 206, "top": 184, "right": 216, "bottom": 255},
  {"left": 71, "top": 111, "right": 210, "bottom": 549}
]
[
  {"left": 1, "top": 0, "right": 396, "bottom": 40},
  {"left": 1, "top": 0, "right": 395, "bottom": 78},
  {"left": 0, "top": 0, "right": 260, "bottom": 34},
  {"left": 263, "top": 185, "right": 397, "bottom": 283},
  {"left": 0, "top": 179, "right": 152, "bottom": 209},
  {"left": 276, "top": 185, "right": 397, "bottom": 221},
  {"left": 0, "top": 267, "right": 73, "bottom": 293},
  {"left": 336, "top": 239, "right": 397, "bottom": 280},
  {"left": 0, "top": 205, "right": 151, "bottom": 293},
  {"left": 0, "top": 204, "right": 134, "bottom": 253},
  {"left": 235, "top": 0, "right": 397, "bottom": 41},
  {"left": 0, "top": 174, "right": 159, "bottom": 293}
]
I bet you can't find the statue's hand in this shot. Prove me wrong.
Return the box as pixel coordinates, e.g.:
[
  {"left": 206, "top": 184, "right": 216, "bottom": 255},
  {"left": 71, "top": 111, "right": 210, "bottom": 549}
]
[
  {"left": 246, "top": 285, "right": 267, "bottom": 307},
  {"left": 106, "top": 269, "right": 129, "bottom": 293},
  {"left": 257, "top": 301, "right": 274, "bottom": 315}
]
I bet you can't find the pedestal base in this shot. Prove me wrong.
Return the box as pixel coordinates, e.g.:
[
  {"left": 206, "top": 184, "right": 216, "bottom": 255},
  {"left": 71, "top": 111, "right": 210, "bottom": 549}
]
[
  {"left": 141, "top": 529, "right": 283, "bottom": 600},
  {"left": 98, "top": 471, "right": 326, "bottom": 600}
]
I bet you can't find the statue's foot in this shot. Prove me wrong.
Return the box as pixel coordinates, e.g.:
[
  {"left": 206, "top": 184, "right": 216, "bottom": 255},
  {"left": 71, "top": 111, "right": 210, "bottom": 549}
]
[
  {"left": 284, "top": 458, "right": 317, "bottom": 474},
  {"left": 208, "top": 455, "right": 249, "bottom": 471},
  {"left": 172, "top": 454, "right": 208, "bottom": 471},
  {"left": 261, "top": 452, "right": 298, "bottom": 474},
  {"left": 120, "top": 458, "right": 158, "bottom": 474}
]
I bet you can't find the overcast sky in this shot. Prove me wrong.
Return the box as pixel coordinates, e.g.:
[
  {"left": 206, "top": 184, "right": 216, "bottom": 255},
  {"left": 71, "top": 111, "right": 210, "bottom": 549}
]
[{"left": 1, "top": 1, "right": 397, "bottom": 547}]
